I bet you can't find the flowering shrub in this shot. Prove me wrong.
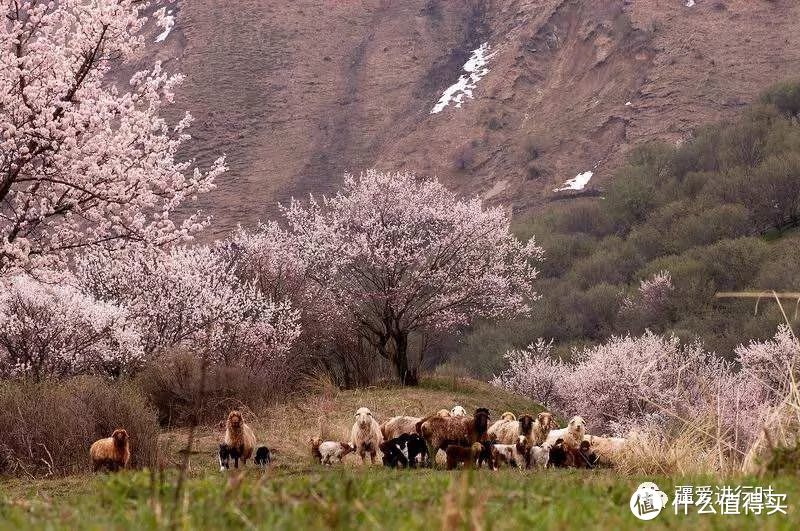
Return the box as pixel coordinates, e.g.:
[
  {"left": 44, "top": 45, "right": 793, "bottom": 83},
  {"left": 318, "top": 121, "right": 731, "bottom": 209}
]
[
  {"left": 493, "top": 328, "right": 798, "bottom": 457},
  {"left": 0, "top": 275, "right": 143, "bottom": 379},
  {"left": 0, "top": 1, "right": 225, "bottom": 275},
  {"left": 246, "top": 170, "right": 542, "bottom": 384}
]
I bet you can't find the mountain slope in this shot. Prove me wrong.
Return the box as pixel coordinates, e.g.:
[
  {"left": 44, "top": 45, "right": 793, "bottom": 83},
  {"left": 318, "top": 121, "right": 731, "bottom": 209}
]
[{"left": 131, "top": 0, "right": 800, "bottom": 236}]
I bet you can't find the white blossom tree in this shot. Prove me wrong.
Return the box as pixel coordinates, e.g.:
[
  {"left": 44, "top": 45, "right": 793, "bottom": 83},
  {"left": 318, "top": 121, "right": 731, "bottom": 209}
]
[
  {"left": 77, "top": 245, "right": 301, "bottom": 370},
  {"left": 0, "top": 1, "right": 225, "bottom": 275},
  {"left": 0, "top": 274, "right": 143, "bottom": 379},
  {"left": 255, "top": 170, "right": 542, "bottom": 385}
]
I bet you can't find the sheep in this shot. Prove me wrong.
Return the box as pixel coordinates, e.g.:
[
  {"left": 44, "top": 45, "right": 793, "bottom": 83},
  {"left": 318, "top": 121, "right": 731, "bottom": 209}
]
[
  {"left": 380, "top": 433, "right": 430, "bottom": 468},
  {"left": 487, "top": 413, "right": 535, "bottom": 446},
  {"left": 544, "top": 415, "right": 586, "bottom": 450},
  {"left": 583, "top": 434, "right": 626, "bottom": 466},
  {"left": 218, "top": 443, "right": 240, "bottom": 471},
  {"left": 532, "top": 411, "right": 559, "bottom": 445},
  {"left": 380, "top": 416, "right": 421, "bottom": 441},
  {"left": 436, "top": 409, "right": 452, "bottom": 417},
  {"left": 89, "top": 429, "right": 130, "bottom": 472},
  {"left": 490, "top": 436, "right": 530, "bottom": 470},
  {"left": 310, "top": 437, "right": 354, "bottom": 465},
  {"left": 450, "top": 405, "right": 468, "bottom": 417},
  {"left": 445, "top": 442, "right": 483, "bottom": 470},
  {"left": 548, "top": 438, "right": 569, "bottom": 468},
  {"left": 417, "top": 408, "right": 490, "bottom": 461},
  {"left": 350, "top": 407, "right": 383, "bottom": 465},
  {"left": 529, "top": 442, "right": 551, "bottom": 469},
  {"left": 577, "top": 440, "right": 599, "bottom": 468},
  {"left": 224, "top": 410, "right": 257, "bottom": 465}
]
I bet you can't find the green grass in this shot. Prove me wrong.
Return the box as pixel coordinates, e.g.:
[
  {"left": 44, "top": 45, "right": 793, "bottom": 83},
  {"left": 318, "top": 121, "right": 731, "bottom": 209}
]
[{"left": 2, "top": 467, "right": 799, "bottom": 530}]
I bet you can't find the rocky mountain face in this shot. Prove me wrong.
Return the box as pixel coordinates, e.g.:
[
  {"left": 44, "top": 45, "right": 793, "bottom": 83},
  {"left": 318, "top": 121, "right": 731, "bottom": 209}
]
[{"left": 130, "top": 0, "right": 800, "bottom": 236}]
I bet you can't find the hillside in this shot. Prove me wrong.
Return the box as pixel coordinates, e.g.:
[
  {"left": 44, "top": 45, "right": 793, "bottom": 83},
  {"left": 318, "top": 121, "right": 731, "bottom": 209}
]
[{"left": 128, "top": 0, "right": 800, "bottom": 237}]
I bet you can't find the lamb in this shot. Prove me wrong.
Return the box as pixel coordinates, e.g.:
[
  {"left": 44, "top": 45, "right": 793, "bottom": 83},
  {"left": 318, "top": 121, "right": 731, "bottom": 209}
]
[
  {"left": 544, "top": 415, "right": 586, "bottom": 450},
  {"left": 218, "top": 443, "right": 241, "bottom": 471},
  {"left": 490, "top": 436, "right": 530, "bottom": 470},
  {"left": 548, "top": 438, "right": 569, "bottom": 468},
  {"left": 487, "top": 413, "right": 535, "bottom": 446},
  {"left": 380, "top": 433, "right": 430, "bottom": 469},
  {"left": 89, "top": 429, "right": 130, "bottom": 472},
  {"left": 445, "top": 442, "right": 483, "bottom": 470},
  {"left": 350, "top": 407, "right": 383, "bottom": 464},
  {"left": 224, "top": 410, "right": 257, "bottom": 465},
  {"left": 310, "top": 437, "right": 354, "bottom": 465},
  {"left": 254, "top": 446, "right": 271, "bottom": 468},
  {"left": 416, "top": 408, "right": 491, "bottom": 459},
  {"left": 380, "top": 416, "right": 421, "bottom": 441},
  {"left": 529, "top": 443, "right": 551, "bottom": 469}
]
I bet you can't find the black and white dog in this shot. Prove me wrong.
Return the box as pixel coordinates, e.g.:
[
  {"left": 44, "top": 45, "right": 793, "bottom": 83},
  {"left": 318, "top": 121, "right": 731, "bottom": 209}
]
[
  {"left": 218, "top": 443, "right": 241, "bottom": 471},
  {"left": 254, "top": 446, "right": 272, "bottom": 468},
  {"left": 379, "top": 433, "right": 429, "bottom": 468}
]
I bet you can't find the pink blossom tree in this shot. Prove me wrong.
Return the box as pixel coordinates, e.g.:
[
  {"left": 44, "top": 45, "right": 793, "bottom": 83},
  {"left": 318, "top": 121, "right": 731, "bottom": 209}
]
[
  {"left": 256, "top": 170, "right": 542, "bottom": 385},
  {"left": 0, "top": 274, "right": 143, "bottom": 379},
  {"left": 491, "top": 339, "right": 566, "bottom": 410},
  {"left": 0, "top": 1, "right": 225, "bottom": 275}
]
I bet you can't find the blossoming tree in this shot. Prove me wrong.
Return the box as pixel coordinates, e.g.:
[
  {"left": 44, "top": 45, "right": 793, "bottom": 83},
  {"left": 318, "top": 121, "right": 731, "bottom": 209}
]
[
  {"left": 0, "top": 1, "right": 225, "bottom": 275},
  {"left": 0, "top": 274, "right": 143, "bottom": 379},
  {"left": 258, "top": 170, "right": 542, "bottom": 385},
  {"left": 78, "top": 245, "right": 301, "bottom": 370}
]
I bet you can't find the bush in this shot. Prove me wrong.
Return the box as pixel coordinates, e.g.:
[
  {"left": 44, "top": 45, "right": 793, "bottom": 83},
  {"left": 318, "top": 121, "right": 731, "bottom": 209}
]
[
  {"left": 136, "top": 350, "right": 300, "bottom": 426},
  {"left": 761, "top": 80, "right": 800, "bottom": 119},
  {"left": 0, "top": 377, "right": 158, "bottom": 477}
]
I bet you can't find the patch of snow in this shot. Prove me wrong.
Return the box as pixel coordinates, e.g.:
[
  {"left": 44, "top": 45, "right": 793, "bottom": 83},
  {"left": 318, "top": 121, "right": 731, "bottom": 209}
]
[
  {"left": 155, "top": 9, "right": 175, "bottom": 43},
  {"left": 430, "top": 43, "right": 495, "bottom": 114},
  {"left": 685, "top": 0, "right": 696, "bottom": 7},
  {"left": 625, "top": 101, "right": 632, "bottom": 106},
  {"left": 554, "top": 171, "right": 594, "bottom": 192}
]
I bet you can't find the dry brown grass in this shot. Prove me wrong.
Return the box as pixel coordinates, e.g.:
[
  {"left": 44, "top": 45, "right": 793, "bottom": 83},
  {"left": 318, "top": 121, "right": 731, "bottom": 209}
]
[{"left": 158, "top": 376, "right": 545, "bottom": 470}]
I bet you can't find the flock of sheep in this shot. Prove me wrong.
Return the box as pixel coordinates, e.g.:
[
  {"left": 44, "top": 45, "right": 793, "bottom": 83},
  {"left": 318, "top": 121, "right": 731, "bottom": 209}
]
[
  {"left": 89, "top": 406, "right": 627, "bottom": 473},
  {"left": 312, "top": 406, "right": 627, "bottom": 471}
]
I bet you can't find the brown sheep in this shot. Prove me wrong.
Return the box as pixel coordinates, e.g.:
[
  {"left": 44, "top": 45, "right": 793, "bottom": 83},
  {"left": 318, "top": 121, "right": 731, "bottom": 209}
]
[
  {"left": 445, "top": 442, "right": 483, "bottom": 470},
  {"left": 90, "top": 429, "right": 130, "bottom": 472},
  {"left": 487, "top": 413, "right": 536, "bottom": 446},
  {"left": 380, "top": 416, "right": 421, "bottom": 441},
  {"left": 531, "top": 411, "right": 559, "bottom": 445},
  {"left": 417, "top": 408, "right": 490, "bottom": 460},
  {"left": 224, "top": 410, "right": 257, "bottom": 465}
]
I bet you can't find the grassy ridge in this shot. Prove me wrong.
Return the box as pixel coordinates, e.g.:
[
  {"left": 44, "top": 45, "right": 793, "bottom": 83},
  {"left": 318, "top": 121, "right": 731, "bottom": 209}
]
[
  {"left": 2, "top": 467, "right": 799, "bottom": 530},
  {"left": 1, "top": 378, "right": 797, "bottom": 530}
]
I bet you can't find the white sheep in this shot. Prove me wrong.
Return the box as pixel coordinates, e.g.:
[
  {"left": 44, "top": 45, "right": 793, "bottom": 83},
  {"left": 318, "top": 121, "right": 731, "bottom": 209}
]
[
  {"left": 350, "top": 407, "right": 383, "bottom": 464},
  {"left": 544, "top": 415, "right": 586, "bottom": 450},
  {"left": 450, "top": 405, "right": 468, "bottom": 417},
  {"left": 529, "top": 443, "right": 551, "bottom": 469}
]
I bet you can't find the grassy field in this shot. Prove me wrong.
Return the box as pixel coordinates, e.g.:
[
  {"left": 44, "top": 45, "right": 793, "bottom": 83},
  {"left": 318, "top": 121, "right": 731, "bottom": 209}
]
[{"left": 1, "top": 378, "right": 798, "bottom": 530}]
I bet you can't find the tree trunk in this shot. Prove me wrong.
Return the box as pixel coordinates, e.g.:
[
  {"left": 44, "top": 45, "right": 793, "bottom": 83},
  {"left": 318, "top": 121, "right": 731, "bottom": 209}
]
[{"left": 393, "top": 331, "right": 419, "bottom": 386}]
